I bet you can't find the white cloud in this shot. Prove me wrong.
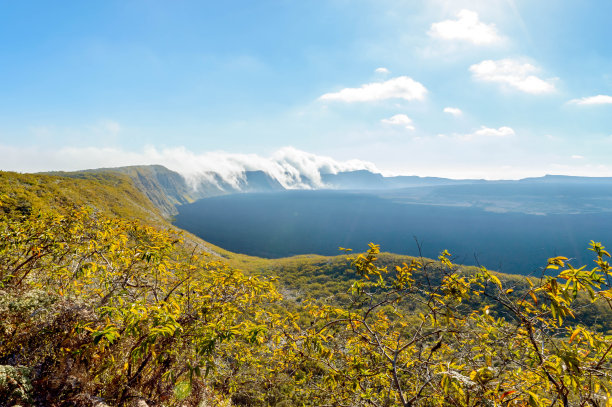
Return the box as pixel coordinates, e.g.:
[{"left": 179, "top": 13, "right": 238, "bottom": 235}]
[
  {"left": 268, "top": 147, "right": 379, "bottom": 188},
  {"left": 428, "top": 10, "right": 502, "bottom": 45},
  {"left": 0, "top": 145, "right": 380, "bottom": 190},
  {"left": 440, "top": 126, "right": 515, "bottom": 141},
  {"left": 375, "top": 67, "right": 390, "bottom": 74},
  {"left": 319, "top": 76, "right": 427, "bottom": 102},
  {"left": 469, "top": 58, "right": 556, "bottom": 94},
  {"left": 471, "top": 126, "right": 515, "bottom": 138},
  {"left": 571, "top": 155, "right": 584, "bottom": 159},
  {"left": 568, "top": 95, "right": 612, "bottom": 105},
  {"left": 443, "top": 107, "right": 463, "bottom": 117},
  {"left": 381, "top": 114, "right": 415, "bottom": 130}
]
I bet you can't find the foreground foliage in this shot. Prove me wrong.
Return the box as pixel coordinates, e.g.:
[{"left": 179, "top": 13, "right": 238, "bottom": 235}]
[
  {"left": 276, "top": 244, "right": 612, "bottom": 406},
  {"left": 0, "top": 206, "right": 280, "bottom": 405},
  {"left": 2, "top": 200, "right": 612, "bottom": 406}
]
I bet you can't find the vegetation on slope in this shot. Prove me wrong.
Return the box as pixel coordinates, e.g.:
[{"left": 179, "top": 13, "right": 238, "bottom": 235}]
[
  {"left": 3, "top": 170, "right": 612, "bottom": 406},
  {"left": 0, "top": 171, "right": 164, "bottom": 223},
  {"left": 53, "top": 165, "right": 197, "bottom": 218},
  {"left": 243, "top": 250, "right": 612, "bottom": 335}
]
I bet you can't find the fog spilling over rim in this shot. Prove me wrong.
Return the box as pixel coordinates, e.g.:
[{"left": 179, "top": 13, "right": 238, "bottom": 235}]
[
  {"left": 149, "top": 146, "right": 381, "bottom": 190},
  {"left": 4, "top": 143, "right": 612, "bottom": 183},
  {"left": 0, "top": 145, "right": 379, "bottom": 191}
]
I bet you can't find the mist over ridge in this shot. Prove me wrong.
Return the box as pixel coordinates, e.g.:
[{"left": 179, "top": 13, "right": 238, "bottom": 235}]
[
  {"left": 169, "top": 146, "right": 381, "bottom": 192},
  {"left": 0, "top": 144, "right": 383, "bottom": 192}
]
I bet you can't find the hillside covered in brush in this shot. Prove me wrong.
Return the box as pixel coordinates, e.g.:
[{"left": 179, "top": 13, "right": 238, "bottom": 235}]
[{"left": 2, "top": 168, "right": 612, "bottom": 406}]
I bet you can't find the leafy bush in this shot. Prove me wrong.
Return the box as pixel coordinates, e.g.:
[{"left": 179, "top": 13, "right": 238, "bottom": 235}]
[
  {"left": 0, "top": 206, "right": 281, "bottom": 406},
  {"left": 270, "top": 243, "right": 612, "bottom": 406},
  {"left": 3, "top": 196, "right": 612, "bottom": 405},
  {"left": 0, "top": 365, "right": 33, "bottom": 406}
]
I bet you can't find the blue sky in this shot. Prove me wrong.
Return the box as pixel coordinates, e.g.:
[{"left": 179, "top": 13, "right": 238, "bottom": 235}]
[{"left": 1, "top": 0, "right": 611, "bottom": 179}]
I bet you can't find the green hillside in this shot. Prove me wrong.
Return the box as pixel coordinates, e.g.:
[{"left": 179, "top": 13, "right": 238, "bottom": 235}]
[
  {"left": 47, "top": 165, "right": 197, "bottom": 218},
  {"left": 2, "top": 168, "right": 612, "bottom": 406},
  {"left": 0, "top": 170, "right": 164, "bottom": 223}
]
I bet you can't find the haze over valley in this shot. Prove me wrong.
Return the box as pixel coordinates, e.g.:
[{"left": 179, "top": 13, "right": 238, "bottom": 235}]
[{"left": 170, "top": 166, "right": 612, "bottom": 276}]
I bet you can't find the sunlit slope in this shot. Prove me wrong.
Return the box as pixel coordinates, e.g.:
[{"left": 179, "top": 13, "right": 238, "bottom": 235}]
[
  {"left": 48, "top": 165, "right": 197, "bottom": 217},
  {"left": 0, "top": 170, "right": 164, "bottom": 223}
]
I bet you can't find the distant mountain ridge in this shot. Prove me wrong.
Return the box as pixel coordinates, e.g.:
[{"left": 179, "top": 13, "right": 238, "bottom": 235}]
[
  {"left": 321, "top": 169, "right": 487, "bottom": 189},
  {"left": 45, "top": 165, "right": 612, "bottom": 218},
  {"left": 48, "top": 166, "right": 291, "bottom": 216}
]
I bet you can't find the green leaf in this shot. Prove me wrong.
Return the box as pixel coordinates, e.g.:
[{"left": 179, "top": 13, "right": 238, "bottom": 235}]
[{"left": 173, "top": 380, "right": 192, "bottom": 400}]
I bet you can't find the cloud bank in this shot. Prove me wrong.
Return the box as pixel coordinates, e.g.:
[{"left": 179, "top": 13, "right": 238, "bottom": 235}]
[
  {"left": 0, "top": 145, "right": 380, "bottom": 191},
  {"left": 381, "top": 114, "right": 415, "bottom": 130},
  {"left": 429, "top": 10, "right": 502, "bottom": 45},
  {"left": 569, "top": 95, "right": 612, "bottom": 105},
  {"left": 443, "top": 107, "right": 463, "bottom": 117},
  {"left": 319, "top": 76, "right": 427, "bottom": 102},
  {"left": 439, "top": 126, "right": 515, "bottom": 141},
  {"left": 470, "top": 126, "right": 515, "bottom": 139},
  {"left": 470, "top": 59, "right": 556, "bottom": 94}
]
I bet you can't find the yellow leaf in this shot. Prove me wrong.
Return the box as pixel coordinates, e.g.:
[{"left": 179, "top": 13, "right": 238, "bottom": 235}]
[
  {"left": 490, "top": 275, "right": 502, "bottom": 290},
  {"left": 569, "top": 328, "right": 581, "bottom": 344}
]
